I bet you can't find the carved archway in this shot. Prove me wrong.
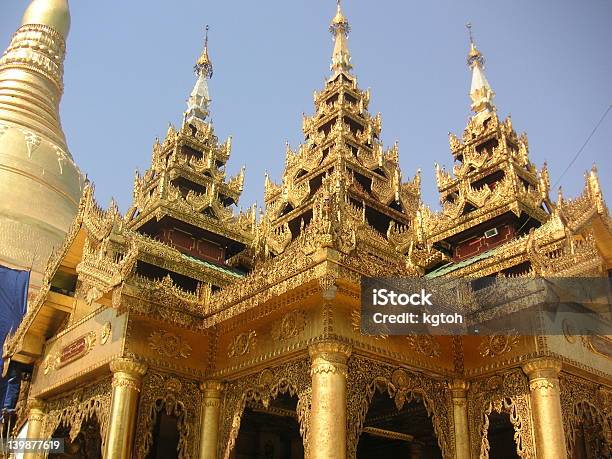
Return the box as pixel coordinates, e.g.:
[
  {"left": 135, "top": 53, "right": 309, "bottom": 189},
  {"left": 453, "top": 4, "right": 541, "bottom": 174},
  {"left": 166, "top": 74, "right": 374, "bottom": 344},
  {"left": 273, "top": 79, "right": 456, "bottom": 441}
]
[
  {"left": 50, "top": 414, "right": 103, "bottom": 458},
  {"left": 468, "top": 369, "right": 535, "bottom": 459},
  {"left": 43, "top": 379, "right": 111, "bottom": 452},
  {"left": 347, "top": 356, "right": 453, "bottom": 459},
  {"left": 134, "top": 372, "right": 201, "bottom": 459},
  {"left": 219, "top": 359, "right": 311, "bottom": 459},
  {"left": 567, "top": 400, "right": 611, "bottom": 458},
  {"left": 559, "top": 373, "right": 612, "bottom": 458}
]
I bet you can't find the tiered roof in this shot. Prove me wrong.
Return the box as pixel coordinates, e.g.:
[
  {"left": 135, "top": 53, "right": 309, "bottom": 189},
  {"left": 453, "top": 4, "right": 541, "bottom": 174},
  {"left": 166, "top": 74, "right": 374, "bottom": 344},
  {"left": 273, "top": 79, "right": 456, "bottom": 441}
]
[{"left": 259, "top": 1, "right": 420, "bottom": 262}]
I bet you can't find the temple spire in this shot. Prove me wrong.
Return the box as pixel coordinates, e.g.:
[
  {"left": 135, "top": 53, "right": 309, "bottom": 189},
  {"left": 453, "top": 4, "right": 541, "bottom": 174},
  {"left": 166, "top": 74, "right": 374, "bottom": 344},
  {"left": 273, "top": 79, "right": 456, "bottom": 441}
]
[
  {"left": 186, "top": 25, "right": 213, "bottom": 123},
  {"left": 329, "top": 0, "right": 352, "bottom": 75},
  {"left": 466, "top": 23, "right": 495, "bottom": 116}
]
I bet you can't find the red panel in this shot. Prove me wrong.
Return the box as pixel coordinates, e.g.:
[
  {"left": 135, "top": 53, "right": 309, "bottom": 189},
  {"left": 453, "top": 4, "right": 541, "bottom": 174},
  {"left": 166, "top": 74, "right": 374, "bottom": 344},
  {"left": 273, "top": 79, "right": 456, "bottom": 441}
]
[
  {"left": 453, "top": 224, "right": 515, "bottom": 261},
  {"left": 157, "top": 228, "right": 225, "bottom": 263}
]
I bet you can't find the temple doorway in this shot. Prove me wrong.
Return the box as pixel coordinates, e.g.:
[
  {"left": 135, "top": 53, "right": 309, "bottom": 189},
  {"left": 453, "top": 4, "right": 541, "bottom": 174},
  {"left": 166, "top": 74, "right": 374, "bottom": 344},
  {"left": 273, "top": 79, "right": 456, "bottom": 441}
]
[
  {"left": 145, "top": 398, "right": 186, "bottom": 459},
  {"left": 486, "top": 412, "right": 519, "bottom": 459},
  {"left": 356, "top": 390, "right": 442, "bottom": 458},
  {"left": 231, "top": 393, "right": 304, "bottom": 459},
  {"left": 570, "top": 402, "right": 611, "bottom": 459},
  {"left": 49, "top": 415, "right": 103, "bottom": 459}
]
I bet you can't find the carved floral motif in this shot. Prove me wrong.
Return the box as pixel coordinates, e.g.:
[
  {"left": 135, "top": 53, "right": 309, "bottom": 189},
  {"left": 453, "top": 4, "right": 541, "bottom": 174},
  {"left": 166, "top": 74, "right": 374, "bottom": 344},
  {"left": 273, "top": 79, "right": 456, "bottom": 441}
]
[
  {"left": 148, "top": 330, "right": 192, "bottom": 359},
  {"left": 228, "top": 330, "right": 257, "bottom": 358}
]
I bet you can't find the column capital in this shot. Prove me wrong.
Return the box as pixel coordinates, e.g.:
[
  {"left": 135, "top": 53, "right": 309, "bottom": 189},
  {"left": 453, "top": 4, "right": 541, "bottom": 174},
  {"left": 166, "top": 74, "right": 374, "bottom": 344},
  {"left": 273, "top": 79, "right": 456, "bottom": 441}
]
[
  {"left": 448, "top": 379, "right": 470, "bottom": 398},
  {"left": 522, "top": 358, "right": 562, "bottom": 380},
  {"left": 28, "top": 397, "right": 46, "bottom": 412},
  {"left": 308, "top": 340, "right": 352, "bottom": 361},
  {"left": 110, "top": 357, "right": 148, "bottom": 377},
  {"left": 200, "top": 380, "right": 224, "bottom": 396},
  {"left": 309, "top": 340, "right": 351, "bottom": 378}
]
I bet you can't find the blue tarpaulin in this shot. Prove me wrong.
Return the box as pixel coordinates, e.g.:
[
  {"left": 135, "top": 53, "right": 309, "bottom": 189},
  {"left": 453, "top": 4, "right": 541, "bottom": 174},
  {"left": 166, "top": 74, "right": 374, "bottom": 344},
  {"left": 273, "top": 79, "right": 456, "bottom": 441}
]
[{"left": 0, "top": 265, "right": 29, "bottom": 411}]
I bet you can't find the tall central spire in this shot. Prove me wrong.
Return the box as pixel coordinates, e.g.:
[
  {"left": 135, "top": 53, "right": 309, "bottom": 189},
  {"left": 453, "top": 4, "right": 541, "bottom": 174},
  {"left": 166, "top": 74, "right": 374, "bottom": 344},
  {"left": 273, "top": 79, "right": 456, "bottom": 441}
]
[
  {"left": 329, "top": 0, "right": 352, "bottom": 75},
  {"left": 466, "top": 24, "right": 495, "bottom": 116},
  {"left": 186, "top": 25, "right": 213, "bottom": 123}
]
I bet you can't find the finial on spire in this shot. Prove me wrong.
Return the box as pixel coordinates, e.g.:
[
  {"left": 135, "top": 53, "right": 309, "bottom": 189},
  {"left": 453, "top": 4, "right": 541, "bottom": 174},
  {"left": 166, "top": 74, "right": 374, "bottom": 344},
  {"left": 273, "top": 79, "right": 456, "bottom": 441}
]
[
  {"left": 465, "top": 23, "right": 495, "bottom": 115},
  {"left": 329, "top": 0, "right": 352, "bottom": 75},
  {"left": 465, "top": 23, "right": 484, "bottom": 67},
  {"left": 186, "top": 25, "right": 213, "bottom": 123},
  {"left": 195, "top": 25, "right": 213, "bottom": 79}
]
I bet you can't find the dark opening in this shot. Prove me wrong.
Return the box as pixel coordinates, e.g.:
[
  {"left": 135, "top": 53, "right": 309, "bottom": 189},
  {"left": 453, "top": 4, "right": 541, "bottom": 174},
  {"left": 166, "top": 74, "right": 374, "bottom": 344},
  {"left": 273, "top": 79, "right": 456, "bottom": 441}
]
[
  {"left": 171, "top": 177, "right": 206, "bottom": 197},
  {"left": 502, "top": 261, "right": 532, "bottom": 277},
  {"left": 357, "top": 390, "right": 441, "bottom": 458},
  {"left": 461, "top": 203, "right": 477, "bottom": 215},
  {"left": 50, "top": 270, "right": 78, "bottom": 297},
  {"left": 343, "top": 116, "right": 363, "bottom": 135},
  {"left": 288, "top": 209, "right": 313, "bottom": 238},
  {"left": 309, "top": 173, "right": 325, "bottom": 195},
  {"left": 135, "top": 261, "right": 199, "bottom": 293},
  {"left": 471, "top": 170, "right": 505, "bottom": 191},
  {"left": 352, "top": 170, "right": 373, "bottom": 194},
  {"left": 487, "top": 412, "right": 519, "bottom": 459},
  {"left": 280, "top": 203, "right": 295, "bottom": 217},
  {"left": 219, "top": 194, "right": 236, "bottom": 207},
  {"left": 344, "top": 93, "right": 358, "bottom": 104},
  {"left": 49, "top": 416, "right": 102, "bottom": 459},
  {"left": 233, "top": 393, "right": 304, "bottom": 459},
  {"left": 295, "top": 169, "right": 308, "bottom": 180},
  {"left": 364, "top": 206, "right": 393, "bottom": 235},
  {"left": 181, "top": 145, "right": 203, "bottom": 161},
  {"left": 475, "top": 138, "right": 499, "bottom": 155},
  {"left": 471, "top": 276, "right": 496, "bottom": 292},
  {"left": 389, "top": 200, "right": 402, "bottom": 212},
  {"left": 146, "top": 403, "right": 181, "bottom": 459}
]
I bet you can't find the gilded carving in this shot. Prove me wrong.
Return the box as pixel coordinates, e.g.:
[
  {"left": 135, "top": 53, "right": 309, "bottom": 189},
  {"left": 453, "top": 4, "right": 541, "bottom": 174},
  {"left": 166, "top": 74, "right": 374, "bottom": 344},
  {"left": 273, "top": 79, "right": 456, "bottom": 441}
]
[
  {"left": 478, "top": 333, "right": 519, "bottom": 357},
  {"left": 148, "top": 330, "right": 193, "bottom": 359},
  {"left": 559, "top": 373, "right": 612, "bottom": 457},
  {"left": 405, "top": 334, "right": 441, "bottom": 358},
  {"left": 100, "top": 322, "right": 112, "bottom": 345},
  {"left": 346, "top": 356, "right": 453, "bottom": 459},
  {"left": 271, "top": 310, "right": 306, "bottom": 341},
  {"left": 134, "top": 371, "right": 201, "bottom": 459},
  {"left": 228, "top": 330, "right": 257, "bottom": 357},
  {"left": 42, "top": 379, "right": 112, "bottom": 453},
  {"left": 468, "top": 369, "right": 536, "bottom": 459},
  {"left": 219, "top": 360, "right": 311, "bottom": 459}
]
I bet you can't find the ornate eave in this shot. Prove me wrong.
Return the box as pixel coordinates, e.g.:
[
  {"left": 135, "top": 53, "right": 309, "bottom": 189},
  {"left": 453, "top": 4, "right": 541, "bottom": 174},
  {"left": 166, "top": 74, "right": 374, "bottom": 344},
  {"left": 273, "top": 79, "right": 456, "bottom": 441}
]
[{"left": 127, "top": 200, "right": 253, "bottom": 247}]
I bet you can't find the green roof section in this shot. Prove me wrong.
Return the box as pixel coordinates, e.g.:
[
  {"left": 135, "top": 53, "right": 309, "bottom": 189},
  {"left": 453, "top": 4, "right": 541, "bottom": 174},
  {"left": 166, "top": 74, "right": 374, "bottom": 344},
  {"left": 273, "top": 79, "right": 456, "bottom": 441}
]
[
  {"left": 425, "top": 247, "right": 499, "bottom": 278},
  {"left": 182, "top": 253, "right": 245, "bottom": 278}
]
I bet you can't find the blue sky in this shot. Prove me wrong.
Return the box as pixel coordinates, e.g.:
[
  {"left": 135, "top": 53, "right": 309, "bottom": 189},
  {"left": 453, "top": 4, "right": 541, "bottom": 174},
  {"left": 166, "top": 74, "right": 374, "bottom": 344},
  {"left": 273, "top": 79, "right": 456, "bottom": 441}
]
[{"left": 2, "top": 1, "right": 611, "bottom": 212}]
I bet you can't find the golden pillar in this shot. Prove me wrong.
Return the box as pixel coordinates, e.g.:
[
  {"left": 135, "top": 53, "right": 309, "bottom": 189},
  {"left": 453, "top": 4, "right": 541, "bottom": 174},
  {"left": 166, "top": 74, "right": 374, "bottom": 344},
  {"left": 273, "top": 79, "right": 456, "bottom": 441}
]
[
  {"left": 24, "top": 398, "right": 45, "bottom": 459},
  {"left": 308, "top": 340, "right": 351, "bottom": 459},
  {"left": 522, "top": 358, "right": 567, "bottom": 459},
  {"left": 199, "top": 381, "right": 224, "bottom": 459},
  {"left": 104, "top": 357, "right": 147, "bottom": 459},
  {"left": 449, "top": 379, "right": 470, "bottom": 459}
]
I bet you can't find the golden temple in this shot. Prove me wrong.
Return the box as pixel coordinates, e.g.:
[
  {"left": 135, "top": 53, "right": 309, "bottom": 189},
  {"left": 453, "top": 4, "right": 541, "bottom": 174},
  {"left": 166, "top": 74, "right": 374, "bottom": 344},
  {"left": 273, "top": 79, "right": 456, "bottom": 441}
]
[{"left": 0, "top": 1, "right": 610, "bottom": 458}]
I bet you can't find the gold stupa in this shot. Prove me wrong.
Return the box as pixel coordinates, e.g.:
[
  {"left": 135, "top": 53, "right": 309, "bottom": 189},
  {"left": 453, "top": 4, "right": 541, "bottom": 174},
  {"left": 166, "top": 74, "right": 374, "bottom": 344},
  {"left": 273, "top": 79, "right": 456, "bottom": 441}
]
[{"left": 0, "top": 0, "right": 84, "bottom": 294}]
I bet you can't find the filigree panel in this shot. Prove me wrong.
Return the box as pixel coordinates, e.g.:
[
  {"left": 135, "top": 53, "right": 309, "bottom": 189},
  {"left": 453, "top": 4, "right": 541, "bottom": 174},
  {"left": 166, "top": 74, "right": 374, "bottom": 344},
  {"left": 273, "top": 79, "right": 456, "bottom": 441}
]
[
  {"left": 42, "top": 378, "right": 112, "bottom": 452},
  {"left": 467, "top": 369, "right": 535, "bottom": 459},
  {"left": 134, "top": 372, "right": 201, "bottom": 459},
  {"left": 346, "top": 356, "right": 453, "bottom": 459},
  {"left": 219, "top": 359, "right": 311, "bottom": 459},
  {"left": 559, "top": 373, "right": 612, "bottom": 457}
]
